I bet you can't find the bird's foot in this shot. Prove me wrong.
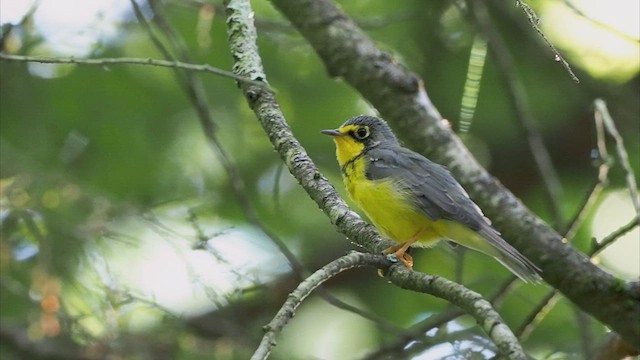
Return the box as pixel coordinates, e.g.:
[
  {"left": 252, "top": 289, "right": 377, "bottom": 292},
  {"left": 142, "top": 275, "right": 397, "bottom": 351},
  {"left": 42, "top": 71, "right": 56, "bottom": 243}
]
[
  {"left": 377, "top": 243, "right": 414, "bottom": 277},
  {"left": 391, "top": 251, "right": 413, "bottom": 269}
]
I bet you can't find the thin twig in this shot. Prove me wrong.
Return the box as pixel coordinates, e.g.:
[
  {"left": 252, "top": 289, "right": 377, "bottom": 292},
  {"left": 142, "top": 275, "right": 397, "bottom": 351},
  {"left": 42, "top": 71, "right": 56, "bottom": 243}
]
[
  {"left": 514, "top": 0, "right": 580, "bottom": 83},
  {"left": 562, "top": 109, "right": 612, "bottom": 239},
  {"left": 489, "top": 276, "right": 521, "bottom": 309},
  {"left": 562, "top": 179, "right": 609, "bottom": 241},
  {"left": 594, "top": 99, "right": 640, "bottom": 221},
  {"left": 404, "top": 329, "right": 498, "bottom": 359},
  {"left": 560, "top": 0, "right": 640, "bottom": 44},
  {"left": 467, "top": 0, "right": 565, "bottom": 228},
  {"left": 515, "top": 290, "right": 561, "bottom": 341},
  {"left": 518, "top": 98, "right": 640, "bottom": 341},
  {"left": 364, "top": 274, "right": 520, "bottom": 359},
  {"left": 361, "top": 307, "right": 465, "bottom": 360},
  {"left": 590, "top": 216, "right": 640, "bottom": 257},
  {"left": 386, "top": 266, "right": 527, "bottom": 359},
  {"left": 272, "top": 162, "right": 285, "bottom": 210},
  {"left": 0, "top": 53, "right": 269, "bottom": 89},
  {"left": 135, "top": 0, "right": 295, "bottom": 274}
]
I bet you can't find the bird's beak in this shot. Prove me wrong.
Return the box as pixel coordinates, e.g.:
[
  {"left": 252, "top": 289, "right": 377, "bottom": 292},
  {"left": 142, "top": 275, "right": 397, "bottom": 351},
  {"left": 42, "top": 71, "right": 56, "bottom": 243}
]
[{"left": 320, "top": 129, "right": 342, "bottom": 137}]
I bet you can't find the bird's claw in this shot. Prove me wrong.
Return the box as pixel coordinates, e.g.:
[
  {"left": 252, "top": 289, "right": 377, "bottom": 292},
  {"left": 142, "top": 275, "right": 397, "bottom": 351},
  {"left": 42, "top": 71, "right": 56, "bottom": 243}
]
[{"left": 385, "top": 254, "right": 399, "bottom": 263}]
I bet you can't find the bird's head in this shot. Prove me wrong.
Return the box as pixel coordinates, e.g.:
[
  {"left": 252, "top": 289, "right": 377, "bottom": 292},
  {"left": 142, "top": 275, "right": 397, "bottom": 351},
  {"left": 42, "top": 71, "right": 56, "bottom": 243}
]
[{"left": 321, "top": 115, "right": 400, "bottom": 166}]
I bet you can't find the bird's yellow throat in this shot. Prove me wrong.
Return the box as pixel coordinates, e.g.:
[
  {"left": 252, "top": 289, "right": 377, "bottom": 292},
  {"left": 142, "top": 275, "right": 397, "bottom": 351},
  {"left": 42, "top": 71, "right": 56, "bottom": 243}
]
[{"left": 331, "top": 125, "right": 366, "bottom": 167}]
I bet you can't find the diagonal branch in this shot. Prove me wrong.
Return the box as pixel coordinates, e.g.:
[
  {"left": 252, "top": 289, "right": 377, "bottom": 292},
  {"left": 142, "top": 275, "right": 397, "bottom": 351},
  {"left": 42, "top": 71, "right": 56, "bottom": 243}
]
[
  {"left": 466, "top": 0, "right": 565, "bottom": 228},
  {"left": 130, "top": 0, "right": 398, "bottom": 334},
  {"left": 590, "top": 216, "right": 640, "bottom": 257},
  {"left": 224, "top": 1, "right": 527, "bottom": 358},
  {"left": 268, "top": 0, "right": 640, "bottom": 347},
  {"left": 594, "top": 99, "right": 640, "bottom": 220},
  {"left": 514, "top": 0, "right": 580, "bottom": 83},
  {"left": 224, "top": 0, "right": 387, "bottom": 256}
]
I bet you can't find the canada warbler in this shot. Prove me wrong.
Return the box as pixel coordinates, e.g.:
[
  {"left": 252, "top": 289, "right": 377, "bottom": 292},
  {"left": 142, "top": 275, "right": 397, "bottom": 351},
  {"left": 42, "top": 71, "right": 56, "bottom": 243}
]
[{"left": 321, "top": 115, "right": 541, "bottom": 283}]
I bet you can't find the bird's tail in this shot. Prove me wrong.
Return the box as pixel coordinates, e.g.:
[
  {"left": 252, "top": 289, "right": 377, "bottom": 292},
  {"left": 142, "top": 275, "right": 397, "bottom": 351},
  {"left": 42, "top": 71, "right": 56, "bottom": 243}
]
[{"left": 478, "top": 225, "right": 542, "bottom": 284}]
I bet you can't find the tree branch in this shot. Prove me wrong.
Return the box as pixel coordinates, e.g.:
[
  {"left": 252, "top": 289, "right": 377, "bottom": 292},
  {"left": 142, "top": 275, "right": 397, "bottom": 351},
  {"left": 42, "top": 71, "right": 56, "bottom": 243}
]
[
  {"left": 364, "top": 274, "right": 521, "bottom": 359},
  {"left": 362, "top": 307, "right": 466, "bottom": 360},
  {"left": 250, "top": 252, "right": 390, "bottom": 360},
  {"left": 594, "top": 99, "right": 640, "bottom": 221},
  {"left": 0, "top": 53, "right": 267, "bottom": 89},
  {"left": 466, "top": 0, "right": 565, "bottom": 228},
  {"left": 130, "top": 0, "right": 399, "bottom": 334},
  {"left": 562, "top": 108, "right": 612, "bottom": 239},
  {"left": 268, "top": 0, "right": 640, "bottom": 346},
  {"left": 224, "top": 1, "right": 527, "bottom": 358},
  {"left": 590, "top": 216, "right": 640, "bottom": 257},
  {"left": 251, "top": 251, "right": 527, "bottom": 360},
  {"left": 385, "top": 265, "right": 526, "bottom": 359},
  {"left": 514, "top": 0, "right": 580, "bottom": 83},
  {"left": 224, "top": 0, "right": 390, "bottom": 256}
]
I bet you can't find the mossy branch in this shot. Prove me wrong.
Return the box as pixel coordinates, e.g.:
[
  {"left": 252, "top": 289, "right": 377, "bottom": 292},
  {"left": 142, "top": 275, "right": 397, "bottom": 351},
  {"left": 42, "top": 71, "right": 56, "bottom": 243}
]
[
  {"left": 224, "top": 0, "right": 528, "bottom": 358},
  {"left": 269, "top": 0, "right": 640, "bottom": 346}
]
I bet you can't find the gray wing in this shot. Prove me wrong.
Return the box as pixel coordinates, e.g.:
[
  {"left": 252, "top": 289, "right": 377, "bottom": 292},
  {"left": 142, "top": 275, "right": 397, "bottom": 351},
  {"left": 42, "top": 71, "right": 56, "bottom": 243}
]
[
  {"left": 365, "top": 146, "right": 486, "bottom": 231},
  {"left": 366, "top": 146, "right": 542, "bottom": 283}
]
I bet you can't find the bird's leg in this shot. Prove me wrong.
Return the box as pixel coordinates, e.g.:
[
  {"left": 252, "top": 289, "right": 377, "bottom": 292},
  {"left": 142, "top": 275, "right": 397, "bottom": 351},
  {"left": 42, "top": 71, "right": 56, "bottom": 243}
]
[
  {"left": 382, "top": 229, "right": 424, "bottom": 270},
  {"left": 383, "top": 241, "right": 414, "bottom": 269},
  {"left": 377, "top": 242, "right": 411, "bottom": 277},
  {"left": 377, "top": 230, "right": 424, "bottom": 277}
]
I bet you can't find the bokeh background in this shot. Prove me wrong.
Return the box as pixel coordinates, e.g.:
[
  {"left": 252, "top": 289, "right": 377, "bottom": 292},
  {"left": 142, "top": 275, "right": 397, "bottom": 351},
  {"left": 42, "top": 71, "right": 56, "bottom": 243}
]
[{"left": 1, "top": 0, "right": 638, "bottom": 359}]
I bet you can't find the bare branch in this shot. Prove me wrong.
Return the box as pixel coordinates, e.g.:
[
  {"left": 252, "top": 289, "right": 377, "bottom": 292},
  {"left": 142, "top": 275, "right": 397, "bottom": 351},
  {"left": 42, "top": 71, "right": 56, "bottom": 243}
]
[
  {"left": 467, "top": 0, "right": 565, "bottom": 228},
  {"left": 224, "top": 1, "right": 527, "bottom": 358},
  {"left": 269, "top": 0, "right": 639, "bottom": 346},
  {"left": 362, "top": 307, "right": 465, "bottom": 359},
  {"left": 137, "top": 0, "right": 400, "bottom": 333},
  {"left": 386, "top": 265, "right": 527, "bottom": 359},
  {"left": 516, "top": 290, "right": 561, "bottom": 340},
  {"left": 562, "top": 115, "right": 611, "bottom": 240},
  {"left": 364, "top": 274, "right": 521, "bottom": 359},
  {"left": 590, "top": 216, "right": 640, "bottom": 257},
  {"left": 514, "top": 0, "right": 580, "bottom": 83},
  {"left": 560, "top": 0, "right": 640, "bottom": 44},
  {"left": 224, "top": 0, "right": 391, "bottom": 257},
  {"left": 594, "top": 99, "right": 640, "bottom": 221},
  {"left": 251, "top": 252, "right": 390, "bottom": 360},
  {"left": 0, "top": 53, "right": 268, "bottom": 89},
  {"left": 251, "top": 252, "right": 528, "bottom": 360}
]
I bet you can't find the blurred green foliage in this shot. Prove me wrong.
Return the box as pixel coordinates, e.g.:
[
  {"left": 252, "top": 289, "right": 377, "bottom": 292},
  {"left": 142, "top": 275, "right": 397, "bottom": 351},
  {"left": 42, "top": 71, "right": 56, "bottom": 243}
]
[{"left": 1, "top": 0, "right": 638, "bottom": 359}]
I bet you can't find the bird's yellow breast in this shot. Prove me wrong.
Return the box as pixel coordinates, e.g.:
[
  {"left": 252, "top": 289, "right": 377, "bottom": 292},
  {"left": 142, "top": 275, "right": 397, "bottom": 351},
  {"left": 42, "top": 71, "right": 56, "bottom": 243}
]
[{"left": 342, "top": 156, "right": 445, "bottom": 245}]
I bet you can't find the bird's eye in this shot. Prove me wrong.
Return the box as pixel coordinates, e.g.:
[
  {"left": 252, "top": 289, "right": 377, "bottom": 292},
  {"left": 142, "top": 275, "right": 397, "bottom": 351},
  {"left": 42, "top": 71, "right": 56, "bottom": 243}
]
[{"left": 353, "top": 126, "right": 370, "bottom": 140}]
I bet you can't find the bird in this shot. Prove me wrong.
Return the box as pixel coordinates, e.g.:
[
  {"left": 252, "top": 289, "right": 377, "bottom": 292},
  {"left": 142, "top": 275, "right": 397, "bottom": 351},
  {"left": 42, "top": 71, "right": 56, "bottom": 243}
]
[{"left": 321, "top": 115, "right": 541, "bottom": 283}]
